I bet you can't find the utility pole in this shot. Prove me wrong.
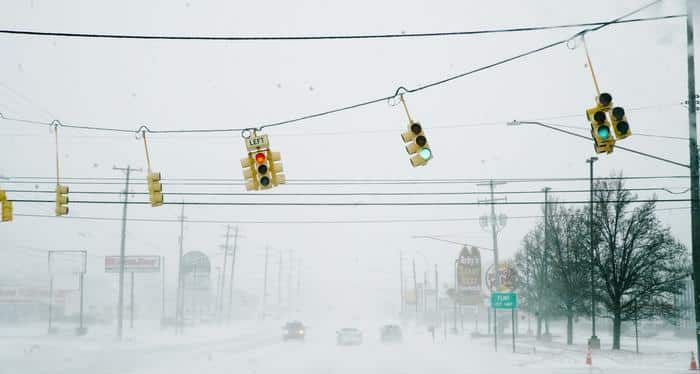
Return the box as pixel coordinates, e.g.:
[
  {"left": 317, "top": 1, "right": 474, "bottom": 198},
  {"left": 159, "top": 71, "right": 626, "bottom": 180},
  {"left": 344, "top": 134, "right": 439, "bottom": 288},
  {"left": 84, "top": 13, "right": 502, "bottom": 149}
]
[
  {"left": 297, "top": 259, "right": 302, "bottom": 308},
  {"left": 434, "top": 264, "right": 439, "bottom": 313},
  {"left": 130, "top": 272, "right": 135, "bottom": 328},
  {"left": 262, "top": 246, "right": 269, "bottom": 320},
  {"left": 113, "top": 165, "right": 140, "bottom": 340},
  {"left": 478, "top": 179, "right": 506, "bottom": 351},
  {"left": 400, "top": 251, "right": 405, "bottom": 314},
  {"left": 586, "top": 157, "right": 600, "bottom": 349},
  {"left": 412, "top": 259, "right": 418, "bottom": 314},
  {"left": 219, "top": 225, "right": 230, "bottom": 319},
  {"left": 278, "top": 252, "right": 283, "bottom": 307},
  {"left": 686, "top": 0, "right": 700, "bottom": 358},
  {"left": 161, "top": 256, "right": 165, "bottom": 327},
  {"left": 543, "top": 187, "right": 551, "bottom": 340},
  {"left": 175, "top": 202, "right": 185, "bottom": 335},
  {"left": 288, "top": 250, "right": 294, "bottom": 310},
  {"left": 453, "top": 259, "right": 458, "bottom": 332},
  {"left": 227, "top": 226, "right": 239, "bottom": 320}
]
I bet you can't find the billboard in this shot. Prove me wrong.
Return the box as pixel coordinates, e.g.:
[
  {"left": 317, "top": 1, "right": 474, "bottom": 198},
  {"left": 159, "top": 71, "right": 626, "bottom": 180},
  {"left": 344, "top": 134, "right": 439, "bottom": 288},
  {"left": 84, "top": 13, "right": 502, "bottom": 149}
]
[
  {"left": 105, "top": 255, "right": 161, "bottom": 273},
  {"left": 182, "top": 251, "right": 211, "bottom": 290},
  {"left": 457, "top": 246, "right": 481, "bottom": 291}
]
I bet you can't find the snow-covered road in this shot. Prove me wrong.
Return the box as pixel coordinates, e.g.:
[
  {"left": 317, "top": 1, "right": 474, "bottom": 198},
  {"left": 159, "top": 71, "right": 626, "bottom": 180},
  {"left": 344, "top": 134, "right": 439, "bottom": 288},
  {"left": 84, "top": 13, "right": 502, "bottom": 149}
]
[{"left": 3, "top": 322, "right": 696, "bottom": 374}]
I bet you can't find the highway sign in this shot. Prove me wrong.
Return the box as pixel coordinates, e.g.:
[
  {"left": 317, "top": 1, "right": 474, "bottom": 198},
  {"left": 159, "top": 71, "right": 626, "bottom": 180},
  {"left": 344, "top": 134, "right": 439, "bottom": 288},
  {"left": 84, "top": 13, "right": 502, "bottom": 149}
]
[
  {"left": 491, "top": 292, "right": 517, "bottom": 309},
  {"left": 105, "top": 255, "right": 161, "bottom": 273}
]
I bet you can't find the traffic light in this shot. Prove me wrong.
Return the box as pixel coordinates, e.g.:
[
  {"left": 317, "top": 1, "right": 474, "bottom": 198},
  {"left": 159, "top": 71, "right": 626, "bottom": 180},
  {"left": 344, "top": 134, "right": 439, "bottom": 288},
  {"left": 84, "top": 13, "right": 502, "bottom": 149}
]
[
  {"left": 610, "top": 106, "right": 631, "bottom": 140},
  {"left": 2, "top": 200, "right": 12, "bottom": 222},
  {"left": 241, "top": 153, "right": 259, "bottom": 191},
  {"left": 0, "top": 190, "right": 11, "bottom": 222},
  {"left": 253, "top": 151, "right": 272, "bottom": 189},
  {"left": 147, "top": 172, "right": 164, "bottom": 207},
  {"left": 586, "top": 93, "right": 615, "bottom": 154},
  {"left": 267, "top": 151, "right": 286, "bottom": 186},
  {"left": 55, "top": 184, "right": 69, "bottom": 216},
  {"left": 401, "top": 121, "right": 433, "bottom": 167}
]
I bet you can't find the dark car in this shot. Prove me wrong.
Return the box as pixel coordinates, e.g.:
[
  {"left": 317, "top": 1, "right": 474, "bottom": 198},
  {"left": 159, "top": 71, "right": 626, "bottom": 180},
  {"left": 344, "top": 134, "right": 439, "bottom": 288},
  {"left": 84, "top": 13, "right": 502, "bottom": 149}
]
[
  {"left": 283, "top": 321, "right": 306, "bottom": 341},
  {"left": 380, "top": 324, "right": 402, "bottom": 342}
]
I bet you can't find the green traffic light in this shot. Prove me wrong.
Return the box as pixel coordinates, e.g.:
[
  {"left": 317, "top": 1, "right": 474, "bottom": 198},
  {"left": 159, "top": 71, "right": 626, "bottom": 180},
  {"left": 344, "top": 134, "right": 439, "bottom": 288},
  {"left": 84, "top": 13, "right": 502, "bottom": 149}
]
[
  {"left": 419, "top": 148, "right": 432, "bottom": 160},
  {"left": 597, "top": 126, "right": 610, "bottom": 140}
]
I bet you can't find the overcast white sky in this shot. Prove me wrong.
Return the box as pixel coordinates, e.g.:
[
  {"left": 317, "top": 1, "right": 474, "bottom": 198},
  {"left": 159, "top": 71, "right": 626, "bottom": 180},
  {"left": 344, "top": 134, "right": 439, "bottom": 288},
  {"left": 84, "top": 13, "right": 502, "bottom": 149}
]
[{"left": 0, "top": 0, "right": 696, "bottom": 319}]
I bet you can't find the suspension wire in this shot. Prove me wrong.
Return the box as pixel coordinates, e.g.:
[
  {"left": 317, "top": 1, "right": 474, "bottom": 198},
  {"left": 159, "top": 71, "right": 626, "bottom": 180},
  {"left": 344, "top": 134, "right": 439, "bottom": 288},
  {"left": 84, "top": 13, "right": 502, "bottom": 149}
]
[
  {"left": 8, "top": 198, "right": 690, "bottom": 206},
  {"left": 53, "top": 123, "right": 60, "bottom": 186},
  {"left": 0, "top": 14, "right": 682, "bottom": 41},
  {"left": 0, "top": 1, "right": 668, "bottom": 136},
  {"left": 399, "top": 94, "right": 414, "bottom": 124},
  {"left": 142, "top": 130, "right": 152, "bottom": 172},
  {"left": 2, "top": 186, "right": 691, "bottom": 196},
  {"left": 581, "top": 35, "right": 602, "bottom": 97}
]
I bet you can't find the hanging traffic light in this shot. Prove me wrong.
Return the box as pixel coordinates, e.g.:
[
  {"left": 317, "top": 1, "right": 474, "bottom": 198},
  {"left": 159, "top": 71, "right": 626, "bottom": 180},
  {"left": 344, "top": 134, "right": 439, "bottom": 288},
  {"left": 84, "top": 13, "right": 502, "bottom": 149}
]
[
  {"left": 254, "top": 151, "right": 272, "bottom": 189},
  {"left": 2, "top": 200, "right": 12, "bottom": 222},
  {"left": 610, "top": 106, "right": 631, "bottom": 140},
  {"left": 401, "top": 121, "right": 433, "bottom": 167},
  {"left": 147, "top": 172, "right": 164, "bottom": 207},
  {"left": 55, "top": 184, "right": 69, "bottom": 216},
  {"left": 586, "top": 93, "right": 614, "bottom": 154},
  {"left": 241, "top": 131, "right": 286, "bottom": 191},
  {"left": 0, "top": 190, "right": 11, "bottom": 222}
]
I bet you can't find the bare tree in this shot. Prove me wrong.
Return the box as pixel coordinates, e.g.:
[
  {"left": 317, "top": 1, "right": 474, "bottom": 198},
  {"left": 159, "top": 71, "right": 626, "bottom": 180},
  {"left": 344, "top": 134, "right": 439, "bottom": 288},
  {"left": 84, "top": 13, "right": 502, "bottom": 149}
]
[
  {"left": 592, "top": 176, "right": 689, "bottom": 350},
  {"left": 546, "top": 203, "right": 591, "bottom": 345}
]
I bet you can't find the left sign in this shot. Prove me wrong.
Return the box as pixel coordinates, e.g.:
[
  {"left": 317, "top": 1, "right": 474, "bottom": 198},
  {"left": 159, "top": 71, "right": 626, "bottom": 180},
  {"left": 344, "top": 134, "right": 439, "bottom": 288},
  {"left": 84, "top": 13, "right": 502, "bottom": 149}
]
[{"left": 105, "top": 256, "right": 161, "bottom": 273}]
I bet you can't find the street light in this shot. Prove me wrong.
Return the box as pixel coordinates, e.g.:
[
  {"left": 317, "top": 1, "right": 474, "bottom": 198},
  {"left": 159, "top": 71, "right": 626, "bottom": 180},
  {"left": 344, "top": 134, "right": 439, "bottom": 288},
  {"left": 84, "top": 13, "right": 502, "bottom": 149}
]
[{"left": 586, "top": 156, "right": 600, "bottom": 349}]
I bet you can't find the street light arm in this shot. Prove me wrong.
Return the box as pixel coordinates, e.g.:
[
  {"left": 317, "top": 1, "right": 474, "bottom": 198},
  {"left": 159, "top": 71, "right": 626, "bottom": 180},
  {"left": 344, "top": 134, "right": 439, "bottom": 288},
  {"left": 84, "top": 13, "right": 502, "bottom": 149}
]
[
  {"left": 508, "top": 120, "right": 689, "bottom": 169},
  {"left": 412, "top": 235, "right": 494, "bottom": 252}
]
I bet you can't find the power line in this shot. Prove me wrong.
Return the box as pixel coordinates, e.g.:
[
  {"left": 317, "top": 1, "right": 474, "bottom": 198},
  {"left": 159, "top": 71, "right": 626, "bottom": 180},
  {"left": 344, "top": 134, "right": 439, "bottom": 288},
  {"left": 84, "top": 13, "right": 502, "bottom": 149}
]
[
  {"left": 1, "top": 175, "right": 691, "bottom": 185},
  {"left": 10, "top": 206, "right": 690, "bottom": 225},
  {"left": 0, "top": 2, "right": 669, "bottom": 135},
  {"left": 0, "top": 14, "right": 682, "bottom": 41},
  {"left": 9, "top": 198, "right": 690, "bottom": 206},
  {"left": 3, "top": 186, "right": 690, "bottom": 196}
]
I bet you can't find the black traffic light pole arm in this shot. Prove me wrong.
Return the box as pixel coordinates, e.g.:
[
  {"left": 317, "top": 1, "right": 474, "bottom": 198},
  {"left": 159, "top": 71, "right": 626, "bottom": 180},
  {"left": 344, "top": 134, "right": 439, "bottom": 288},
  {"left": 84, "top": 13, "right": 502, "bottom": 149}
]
[
  {"left": 411, "top": 235, "right": 494, "bottom": 252},
  {"left": 507, "top": 121, "right": 689, "bottom": 169}
]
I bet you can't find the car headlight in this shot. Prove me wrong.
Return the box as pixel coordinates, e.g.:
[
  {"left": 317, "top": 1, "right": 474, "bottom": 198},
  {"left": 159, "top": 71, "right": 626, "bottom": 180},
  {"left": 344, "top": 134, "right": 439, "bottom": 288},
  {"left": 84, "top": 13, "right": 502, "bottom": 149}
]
[{"left": 299, "top": 330, "right": 305, "bottom": 335}]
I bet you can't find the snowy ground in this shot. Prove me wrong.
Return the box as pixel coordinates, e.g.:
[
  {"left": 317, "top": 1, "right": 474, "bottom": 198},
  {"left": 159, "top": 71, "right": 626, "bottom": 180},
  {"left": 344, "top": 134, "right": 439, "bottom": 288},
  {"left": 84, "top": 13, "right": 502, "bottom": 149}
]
[{"left": 1, "top": 319, "right": 697, "bottom": 374}]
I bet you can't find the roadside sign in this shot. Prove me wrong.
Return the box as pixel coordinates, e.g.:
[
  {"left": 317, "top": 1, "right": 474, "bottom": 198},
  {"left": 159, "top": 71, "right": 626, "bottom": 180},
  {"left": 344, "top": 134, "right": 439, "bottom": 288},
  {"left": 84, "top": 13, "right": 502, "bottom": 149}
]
[
  {"left": 491, "top": 292, "right": 517, "bottom": 309},
  {"left": 485, "top": 261, "right": 517, "bottom": 292},
  {"left": 105, "top": 255, "right": 161, "bottom": 273},
  {"left": 245, "top": 134, "right": 270, "bottom": 152}
]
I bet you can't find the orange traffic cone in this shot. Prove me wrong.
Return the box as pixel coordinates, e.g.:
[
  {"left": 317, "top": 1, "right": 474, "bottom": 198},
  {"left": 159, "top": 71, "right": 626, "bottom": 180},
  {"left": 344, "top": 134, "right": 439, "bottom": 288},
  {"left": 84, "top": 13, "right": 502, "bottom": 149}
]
[
  {"left": 690, "top": 351, "right": 698, "bottom": 370},
  {"left": 585, "top": 349, "right": 592, "bottom": 366}
]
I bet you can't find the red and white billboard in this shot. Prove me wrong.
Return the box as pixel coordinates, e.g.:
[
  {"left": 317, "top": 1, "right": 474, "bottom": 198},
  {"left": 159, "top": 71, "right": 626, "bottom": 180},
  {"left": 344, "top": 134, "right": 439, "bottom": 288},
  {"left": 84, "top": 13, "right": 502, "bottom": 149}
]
[{"left": 105, "top": 256, "right": 161, "bottom": 273}]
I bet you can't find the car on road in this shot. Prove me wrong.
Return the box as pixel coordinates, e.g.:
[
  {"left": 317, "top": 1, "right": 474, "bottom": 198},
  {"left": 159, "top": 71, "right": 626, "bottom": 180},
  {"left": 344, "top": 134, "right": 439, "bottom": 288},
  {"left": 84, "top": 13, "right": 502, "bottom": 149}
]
[
  {"left": 380, "top": 324, "right": 402, "bottom": 342},
  {"left": 336, "top": 327, "right": 363, "bottom": 346},
  {"left": 283, "top": 321, "right": 306, "bottom": 341}
]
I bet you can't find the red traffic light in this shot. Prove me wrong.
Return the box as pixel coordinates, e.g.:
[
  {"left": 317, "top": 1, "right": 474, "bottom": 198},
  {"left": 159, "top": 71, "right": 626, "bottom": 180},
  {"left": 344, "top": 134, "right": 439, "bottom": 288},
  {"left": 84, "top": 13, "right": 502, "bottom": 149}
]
[{"left": 255, "top": 152, "right": 266, "bottom": 164}]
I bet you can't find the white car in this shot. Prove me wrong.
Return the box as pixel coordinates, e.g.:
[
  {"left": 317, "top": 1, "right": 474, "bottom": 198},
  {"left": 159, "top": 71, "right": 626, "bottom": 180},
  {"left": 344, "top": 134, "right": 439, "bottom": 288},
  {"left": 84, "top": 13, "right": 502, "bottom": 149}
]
[{"left": 336, "top": 328, "right": 363, "bottom": 345}]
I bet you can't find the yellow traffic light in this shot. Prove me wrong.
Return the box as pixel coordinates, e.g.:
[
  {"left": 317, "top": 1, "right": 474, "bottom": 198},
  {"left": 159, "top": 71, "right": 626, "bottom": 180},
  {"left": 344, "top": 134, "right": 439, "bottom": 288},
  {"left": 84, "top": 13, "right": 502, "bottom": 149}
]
[
  {"left": 401, "top": 122, "right": 433, "bottom": 167},
  {"left": 2, "top": 200, "right": 12, "bottom": 222},
  {"left": 267, "top": 151, "right": 286, "bottom": 187},
  {"left": 55, "top": 184, "right": 69, "bottom": 216},
  {"left": 610, "top": 106, "right": 631, "bottom": 140},
  {"left": 0, "top": 190, "right": 11, "bottom": 222},
  {"left": 147, "top": 172, "right": 164, "bottom": 207}
]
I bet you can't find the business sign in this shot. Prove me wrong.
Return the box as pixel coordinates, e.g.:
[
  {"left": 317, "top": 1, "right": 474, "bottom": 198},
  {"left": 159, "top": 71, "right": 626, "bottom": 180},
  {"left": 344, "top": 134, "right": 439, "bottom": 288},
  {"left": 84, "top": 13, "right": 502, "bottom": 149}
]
[
  {"left": 485, "top": 261, "right": 518, "bottom": 292},
  {"left": 105, "top": 256, "right": 161, "bottom": 273},
  {"left": 491, "top": 292, "right": 517, "bottom": 309},
  {"left": 457, "top": 246, "right": 481, "bottom": 290},
  {"left": 49, "top": 250, "right": 87, "bottom": 275},
  {"left": 0, "top": 287, "right": 69, "bottom": 304}
]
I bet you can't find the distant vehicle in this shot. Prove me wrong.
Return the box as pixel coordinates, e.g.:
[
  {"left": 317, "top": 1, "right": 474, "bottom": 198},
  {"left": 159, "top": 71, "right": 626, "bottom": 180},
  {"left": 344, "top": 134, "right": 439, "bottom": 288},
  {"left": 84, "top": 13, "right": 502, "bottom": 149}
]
[
  {"left": 380, "top": 324, "right": 402, "bottom": 342},
  {"left": 283, "top": 321, "right": 306, "bottom": 341},
  {"left": 337, "top": 327, "right": 363, "bottom": 345}
]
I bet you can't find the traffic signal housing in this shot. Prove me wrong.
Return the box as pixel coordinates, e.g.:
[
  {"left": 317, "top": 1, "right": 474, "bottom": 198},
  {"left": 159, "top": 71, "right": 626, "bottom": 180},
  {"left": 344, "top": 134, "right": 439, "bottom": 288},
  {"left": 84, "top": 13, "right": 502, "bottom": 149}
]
[
  {"left": 267, "top": 151, "right": 286, "bottom": 187},
  {"left": 241, "top": 154, "right": 259, "bottom": 191},
  {"left": 0, "top": 190, "right": 11, "bottom": 222},
  {"left": 147, "top": 172, "right": 164, "bottom": 207},
  {"left": 610, "top": 106, "right": 631, "bottom": 140},
  {"left": 55, "top": 184, "right": 69, "bottom": 216},
  {"left": 401, "top": 121, "right": 433, "bottom": 167},
  {"left": 586, "top": 93, "right": 615, "bottom": 154}
]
